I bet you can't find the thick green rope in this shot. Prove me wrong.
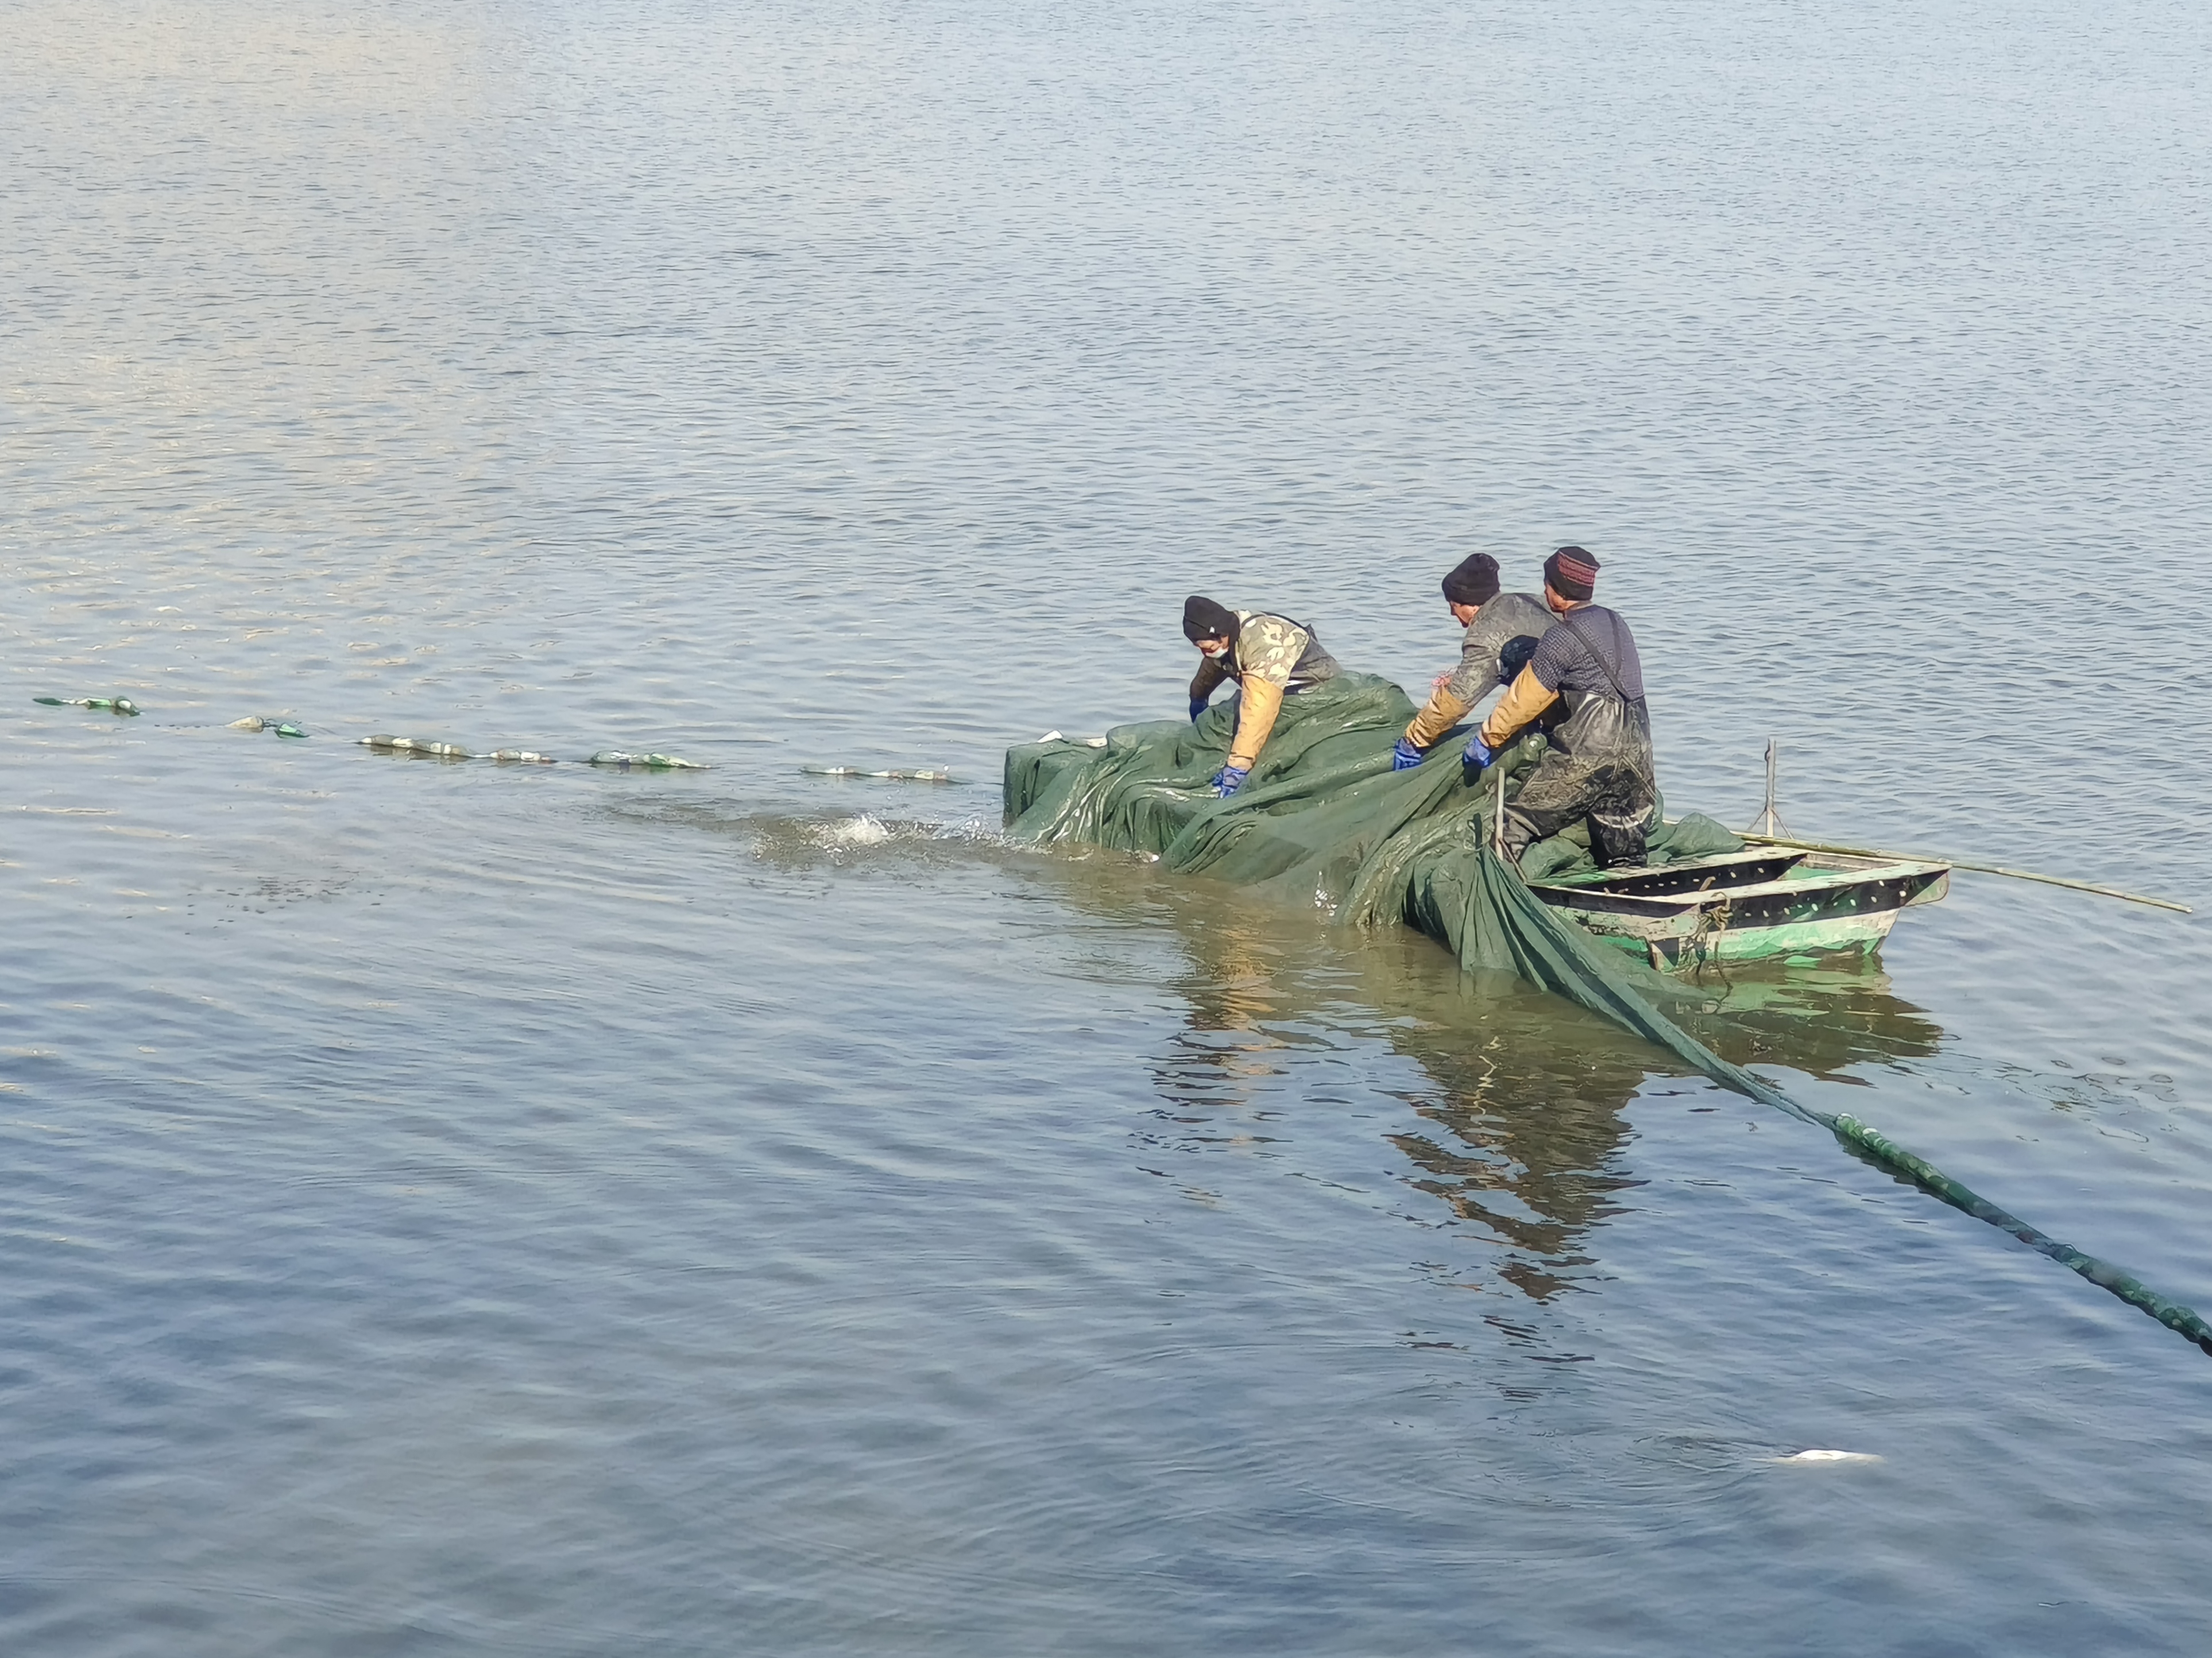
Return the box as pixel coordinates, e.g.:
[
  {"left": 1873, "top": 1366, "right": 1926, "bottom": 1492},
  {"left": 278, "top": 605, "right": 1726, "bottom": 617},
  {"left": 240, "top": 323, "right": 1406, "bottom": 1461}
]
[
  {"left": 1827, "top": 1112, "right": 2212, "bottom": 1356},
  {"left": 1480, "top": 846, "right": 2212, "bottom": 1358}
]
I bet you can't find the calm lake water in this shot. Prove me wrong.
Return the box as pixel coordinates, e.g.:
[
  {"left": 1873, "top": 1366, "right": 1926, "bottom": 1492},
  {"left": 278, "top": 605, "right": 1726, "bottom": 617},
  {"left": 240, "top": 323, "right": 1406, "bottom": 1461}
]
[{"left": 5, "top": 1, "right": 2210, "bottom": 1652}]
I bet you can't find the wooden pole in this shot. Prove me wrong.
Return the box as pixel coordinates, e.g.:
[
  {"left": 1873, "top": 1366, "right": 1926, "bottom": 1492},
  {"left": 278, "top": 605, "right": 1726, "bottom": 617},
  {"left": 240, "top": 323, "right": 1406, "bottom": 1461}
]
[{"left": 1738, "top": 833, "right": 2192, "bottom": 915}]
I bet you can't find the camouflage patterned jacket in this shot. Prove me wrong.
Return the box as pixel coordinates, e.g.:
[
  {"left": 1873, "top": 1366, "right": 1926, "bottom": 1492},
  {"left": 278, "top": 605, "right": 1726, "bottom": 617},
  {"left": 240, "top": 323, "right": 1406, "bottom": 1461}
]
[
  {"left": 1189, "top": 611, "right": 1341, "bottom": 770},
  {"left": 1187, "top": 611, "right": 1339, "bottom": 704}
]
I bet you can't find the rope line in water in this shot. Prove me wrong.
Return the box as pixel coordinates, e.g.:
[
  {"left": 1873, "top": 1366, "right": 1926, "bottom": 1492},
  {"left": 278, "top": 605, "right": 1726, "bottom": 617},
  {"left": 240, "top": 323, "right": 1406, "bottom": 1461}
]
[
  {"left": 34, "top": 696, "right": 950, "bottom": 778},
  {"left": 359, "top": 735, "right": 705, "bottom": 769},
  {"left": 27, "top": 696, "right": 710, "bottom": 770}
]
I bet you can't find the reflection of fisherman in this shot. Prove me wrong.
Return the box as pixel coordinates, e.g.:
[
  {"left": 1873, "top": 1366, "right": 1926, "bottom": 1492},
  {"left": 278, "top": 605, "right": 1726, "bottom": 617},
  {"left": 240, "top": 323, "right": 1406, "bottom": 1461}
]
[
  {"left": 1390, "top": 553, "right": 1555, "bottom": 770},
  {"left": 1463, "top": 548, "right": 1657, "bottom": 867},
  {"left": 1183, "top": 595, "right": 1341, "bottom": 797}
]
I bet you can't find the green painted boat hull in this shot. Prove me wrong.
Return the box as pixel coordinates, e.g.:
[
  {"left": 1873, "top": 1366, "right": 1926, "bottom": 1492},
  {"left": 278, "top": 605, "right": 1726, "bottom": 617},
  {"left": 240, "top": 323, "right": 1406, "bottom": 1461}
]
[{"left": 1529, "top": 849, "right": 1951, "bottom": 973}]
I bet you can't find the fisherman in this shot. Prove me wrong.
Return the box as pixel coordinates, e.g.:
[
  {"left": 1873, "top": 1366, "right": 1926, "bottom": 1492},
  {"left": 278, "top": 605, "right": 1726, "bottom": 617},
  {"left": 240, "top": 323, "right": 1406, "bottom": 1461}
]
[
  {"left": 1461, "top": 547, "right": 1656, "bottom": 867},
  {"left": 1184, "top": 595, "right": 1341, "bottom": 797},
  {"left": 1390, "top": 553, "right": 1556, "bottom": 769}
]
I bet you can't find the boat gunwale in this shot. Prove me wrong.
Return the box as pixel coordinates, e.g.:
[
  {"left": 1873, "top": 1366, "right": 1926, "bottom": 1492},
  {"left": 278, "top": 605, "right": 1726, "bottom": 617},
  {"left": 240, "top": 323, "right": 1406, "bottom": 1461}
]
[{"left": 1529, "top": 850, "right": 1952, "bottom": 921}]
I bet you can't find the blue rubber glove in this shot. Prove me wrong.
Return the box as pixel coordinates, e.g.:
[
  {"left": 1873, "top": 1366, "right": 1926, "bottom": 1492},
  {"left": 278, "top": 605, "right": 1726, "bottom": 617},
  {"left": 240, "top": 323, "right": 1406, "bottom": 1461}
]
[
  {"left": 1189, "top": 696, "right": 1209, "bottom": 722},
  {"left": 1461, "top": 733, "right": 1496, "bottom": 775},
  {"left": 1391, "top": 737, "right": 1425, "bottom": 771},
  {"left": 1212, "top": 764, "right": 1250, "bottom": 799}
]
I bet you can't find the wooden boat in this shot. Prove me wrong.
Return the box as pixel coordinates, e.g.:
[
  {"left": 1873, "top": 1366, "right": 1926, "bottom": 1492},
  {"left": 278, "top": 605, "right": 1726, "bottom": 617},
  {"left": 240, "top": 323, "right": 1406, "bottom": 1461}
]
[{"left": 1527, "top": 846, "right": 1951, "bottom": 970}]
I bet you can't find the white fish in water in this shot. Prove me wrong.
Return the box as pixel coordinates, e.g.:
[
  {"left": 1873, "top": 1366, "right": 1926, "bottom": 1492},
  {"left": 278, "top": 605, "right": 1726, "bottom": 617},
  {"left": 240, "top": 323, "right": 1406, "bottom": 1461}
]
[{"left": 1770, "top": 1450, "right": 1883, "bottom": 1465}]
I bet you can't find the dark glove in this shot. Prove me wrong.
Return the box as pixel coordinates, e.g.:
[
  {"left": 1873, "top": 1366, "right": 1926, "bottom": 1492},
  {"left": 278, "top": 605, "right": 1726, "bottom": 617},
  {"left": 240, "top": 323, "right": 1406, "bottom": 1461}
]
[
  {"left": 1391, "top": 737, "right": 1425, "bottom": 771},
  {"left": 1461, "top": 734, "right": 1496, "bottom": 776},
  {"left": 1212, "top": 765, "right": 1250, "bottom": 799},
  {"left": 1497, "top": 636, "right": 1539, "bottom": 685},
  {"left": 1189, "top": 696, "right": 1209, "bottom": 722}
]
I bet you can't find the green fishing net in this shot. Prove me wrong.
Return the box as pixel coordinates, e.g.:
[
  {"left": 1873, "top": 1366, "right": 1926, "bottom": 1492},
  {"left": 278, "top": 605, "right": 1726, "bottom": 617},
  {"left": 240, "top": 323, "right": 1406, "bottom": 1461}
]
[{"left": 1005, "top": 680, "right": 2212, "bottom": 1357}]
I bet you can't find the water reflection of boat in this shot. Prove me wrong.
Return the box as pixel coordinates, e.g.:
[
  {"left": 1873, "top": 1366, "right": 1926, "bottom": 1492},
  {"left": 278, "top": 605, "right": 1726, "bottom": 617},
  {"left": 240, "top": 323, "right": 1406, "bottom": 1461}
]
[
  {"left": 1529, "top": 847, "right": 1951, "bottom": 970},
  {"left": 1042, "top": 855, "right": 1946, "bottom": 1305}
]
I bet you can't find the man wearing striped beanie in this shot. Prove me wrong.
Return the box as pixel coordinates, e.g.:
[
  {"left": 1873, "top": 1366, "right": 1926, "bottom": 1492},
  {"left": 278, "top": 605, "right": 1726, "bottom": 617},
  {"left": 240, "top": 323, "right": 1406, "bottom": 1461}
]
[{"left": 1461, "top": 547, "right": 1658, "bottom": 867}]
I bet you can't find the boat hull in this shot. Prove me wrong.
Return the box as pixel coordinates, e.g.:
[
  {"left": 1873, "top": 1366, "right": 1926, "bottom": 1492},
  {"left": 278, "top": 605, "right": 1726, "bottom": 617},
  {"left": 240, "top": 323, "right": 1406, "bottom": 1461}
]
[{"left": 1529, "top": 849, "right": 1951, "bottom": 970}]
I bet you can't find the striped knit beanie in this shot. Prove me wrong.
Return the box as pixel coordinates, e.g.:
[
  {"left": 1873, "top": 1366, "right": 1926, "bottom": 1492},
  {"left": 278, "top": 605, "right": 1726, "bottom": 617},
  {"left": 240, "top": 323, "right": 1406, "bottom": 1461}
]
[{"left": 1544, "top": 547, "right": 1600, "bottom": 601}]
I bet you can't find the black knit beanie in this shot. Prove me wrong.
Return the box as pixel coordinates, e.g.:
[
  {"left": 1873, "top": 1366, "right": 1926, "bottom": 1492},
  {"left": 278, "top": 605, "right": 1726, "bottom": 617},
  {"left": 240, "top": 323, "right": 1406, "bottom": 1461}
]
[
  {"left": 1182, "top": 595, "right": 1238, "bottom": 643},
  {"left": 1440, "top": 553, "right": 1501, "bottom": 607}
]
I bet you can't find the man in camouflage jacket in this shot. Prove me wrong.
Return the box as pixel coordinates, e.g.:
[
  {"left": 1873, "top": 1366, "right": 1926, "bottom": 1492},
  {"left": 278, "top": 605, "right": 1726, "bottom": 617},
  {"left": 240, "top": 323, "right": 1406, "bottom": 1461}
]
[{"left": 1183, "top": 595, "right": 1341, "bottom": 796}]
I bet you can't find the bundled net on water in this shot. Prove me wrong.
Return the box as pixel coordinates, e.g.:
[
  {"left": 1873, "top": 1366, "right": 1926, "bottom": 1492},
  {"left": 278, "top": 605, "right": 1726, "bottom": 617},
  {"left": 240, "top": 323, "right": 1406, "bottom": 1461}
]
[{"left": 1005, "top": 677, "right": 2212, "bottom": 1358}]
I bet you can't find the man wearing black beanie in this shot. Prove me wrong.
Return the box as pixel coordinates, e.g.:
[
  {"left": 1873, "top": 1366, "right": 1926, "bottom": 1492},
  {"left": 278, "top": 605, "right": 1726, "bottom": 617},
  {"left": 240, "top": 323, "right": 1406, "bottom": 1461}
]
[
  {"left": 1390, "top": 555, "right": 1554, "bottom": 770},
  {"left": 1184, "top": 596, "right": 1341, "bottom": 796}
]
